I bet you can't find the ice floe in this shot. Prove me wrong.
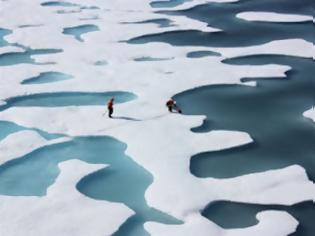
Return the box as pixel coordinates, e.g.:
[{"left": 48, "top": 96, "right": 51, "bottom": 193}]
[
  {"left": 237, "top": 12, "right": 313, "bottom": 23},
  {"left": 215, "top": 39, "right": 314, "bottom": 59},
  {"left": 304, "top": 108, "right": 315, "bottom": 123},
  {"left": 145, "top": 210, "right": 298, "bottom": 236}
]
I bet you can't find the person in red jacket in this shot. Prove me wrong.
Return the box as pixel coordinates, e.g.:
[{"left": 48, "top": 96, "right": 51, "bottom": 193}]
[
  {"left": 107, "top": 98, "right": 114, "bottom": 118},
  {"left": 166, "top": 99, "right": 182, "bottom": 113}
]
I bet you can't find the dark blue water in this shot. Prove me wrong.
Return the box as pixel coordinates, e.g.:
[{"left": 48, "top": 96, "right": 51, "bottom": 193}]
[
  {"left": 21, "top": 72, "right": 74, "bottom": 84},
  {"left": 0, "top": 91, "right": 136, "bottom": 111},
  {"left": 186, "top": 50, "right": 221, "bottom": 58},
  {"left": 130, "top": 0, "right": 314, "bottom": 46},
  {"left": 202, "top": 201, "right": 315, "bottom": 236},
  {"left": 41, "top": 1, "right": 79, "bottom": 7},
  {"left": 150, "top": 0, "right": 192, "bottom": 8},
  {"left": 62, "top": 24, "right": 99, "bottom": 42},
  {"left": 0, "top": 136, "right": 181, "bottom": 235}
]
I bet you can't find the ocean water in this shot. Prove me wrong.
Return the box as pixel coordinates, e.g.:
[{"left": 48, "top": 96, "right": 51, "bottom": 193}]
[{"left": 202, "top": 201, "right": 315, "bottom": 236}]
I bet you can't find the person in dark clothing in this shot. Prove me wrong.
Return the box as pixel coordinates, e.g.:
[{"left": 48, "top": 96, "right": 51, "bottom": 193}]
[
  {"left": 166, "top": 99, "right": 182, "bottom": 113},
  {"left": 166, "top": 99, "right": 174, "bottom": 112},
  {"left": 107, "top": 98, "right": 114, "bottom": 118}
]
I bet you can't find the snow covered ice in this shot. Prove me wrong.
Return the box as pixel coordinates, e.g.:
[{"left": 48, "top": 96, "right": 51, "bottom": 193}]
[{"left": 0, "top": 0, "right": 314, "bottom": 235}]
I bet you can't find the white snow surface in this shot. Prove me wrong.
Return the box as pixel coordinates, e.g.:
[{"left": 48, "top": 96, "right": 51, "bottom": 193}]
[
  {"left": 304, "top": 108, "right": 315, "bottom": 123},
  {"left": 0, "top": 0, "right": 314, "bottom": 235},
  {"left": 216, "top": 39, "right": 314, "bottom": 59},
  {"left": 151, "top": 0, "right": 240, "bottom": 11},
  {"left": 237, "top": 12, "right": 313, "bottom": 22},
  {"left": 146, "top": 210, "right": 298, "bottom": 236}
]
